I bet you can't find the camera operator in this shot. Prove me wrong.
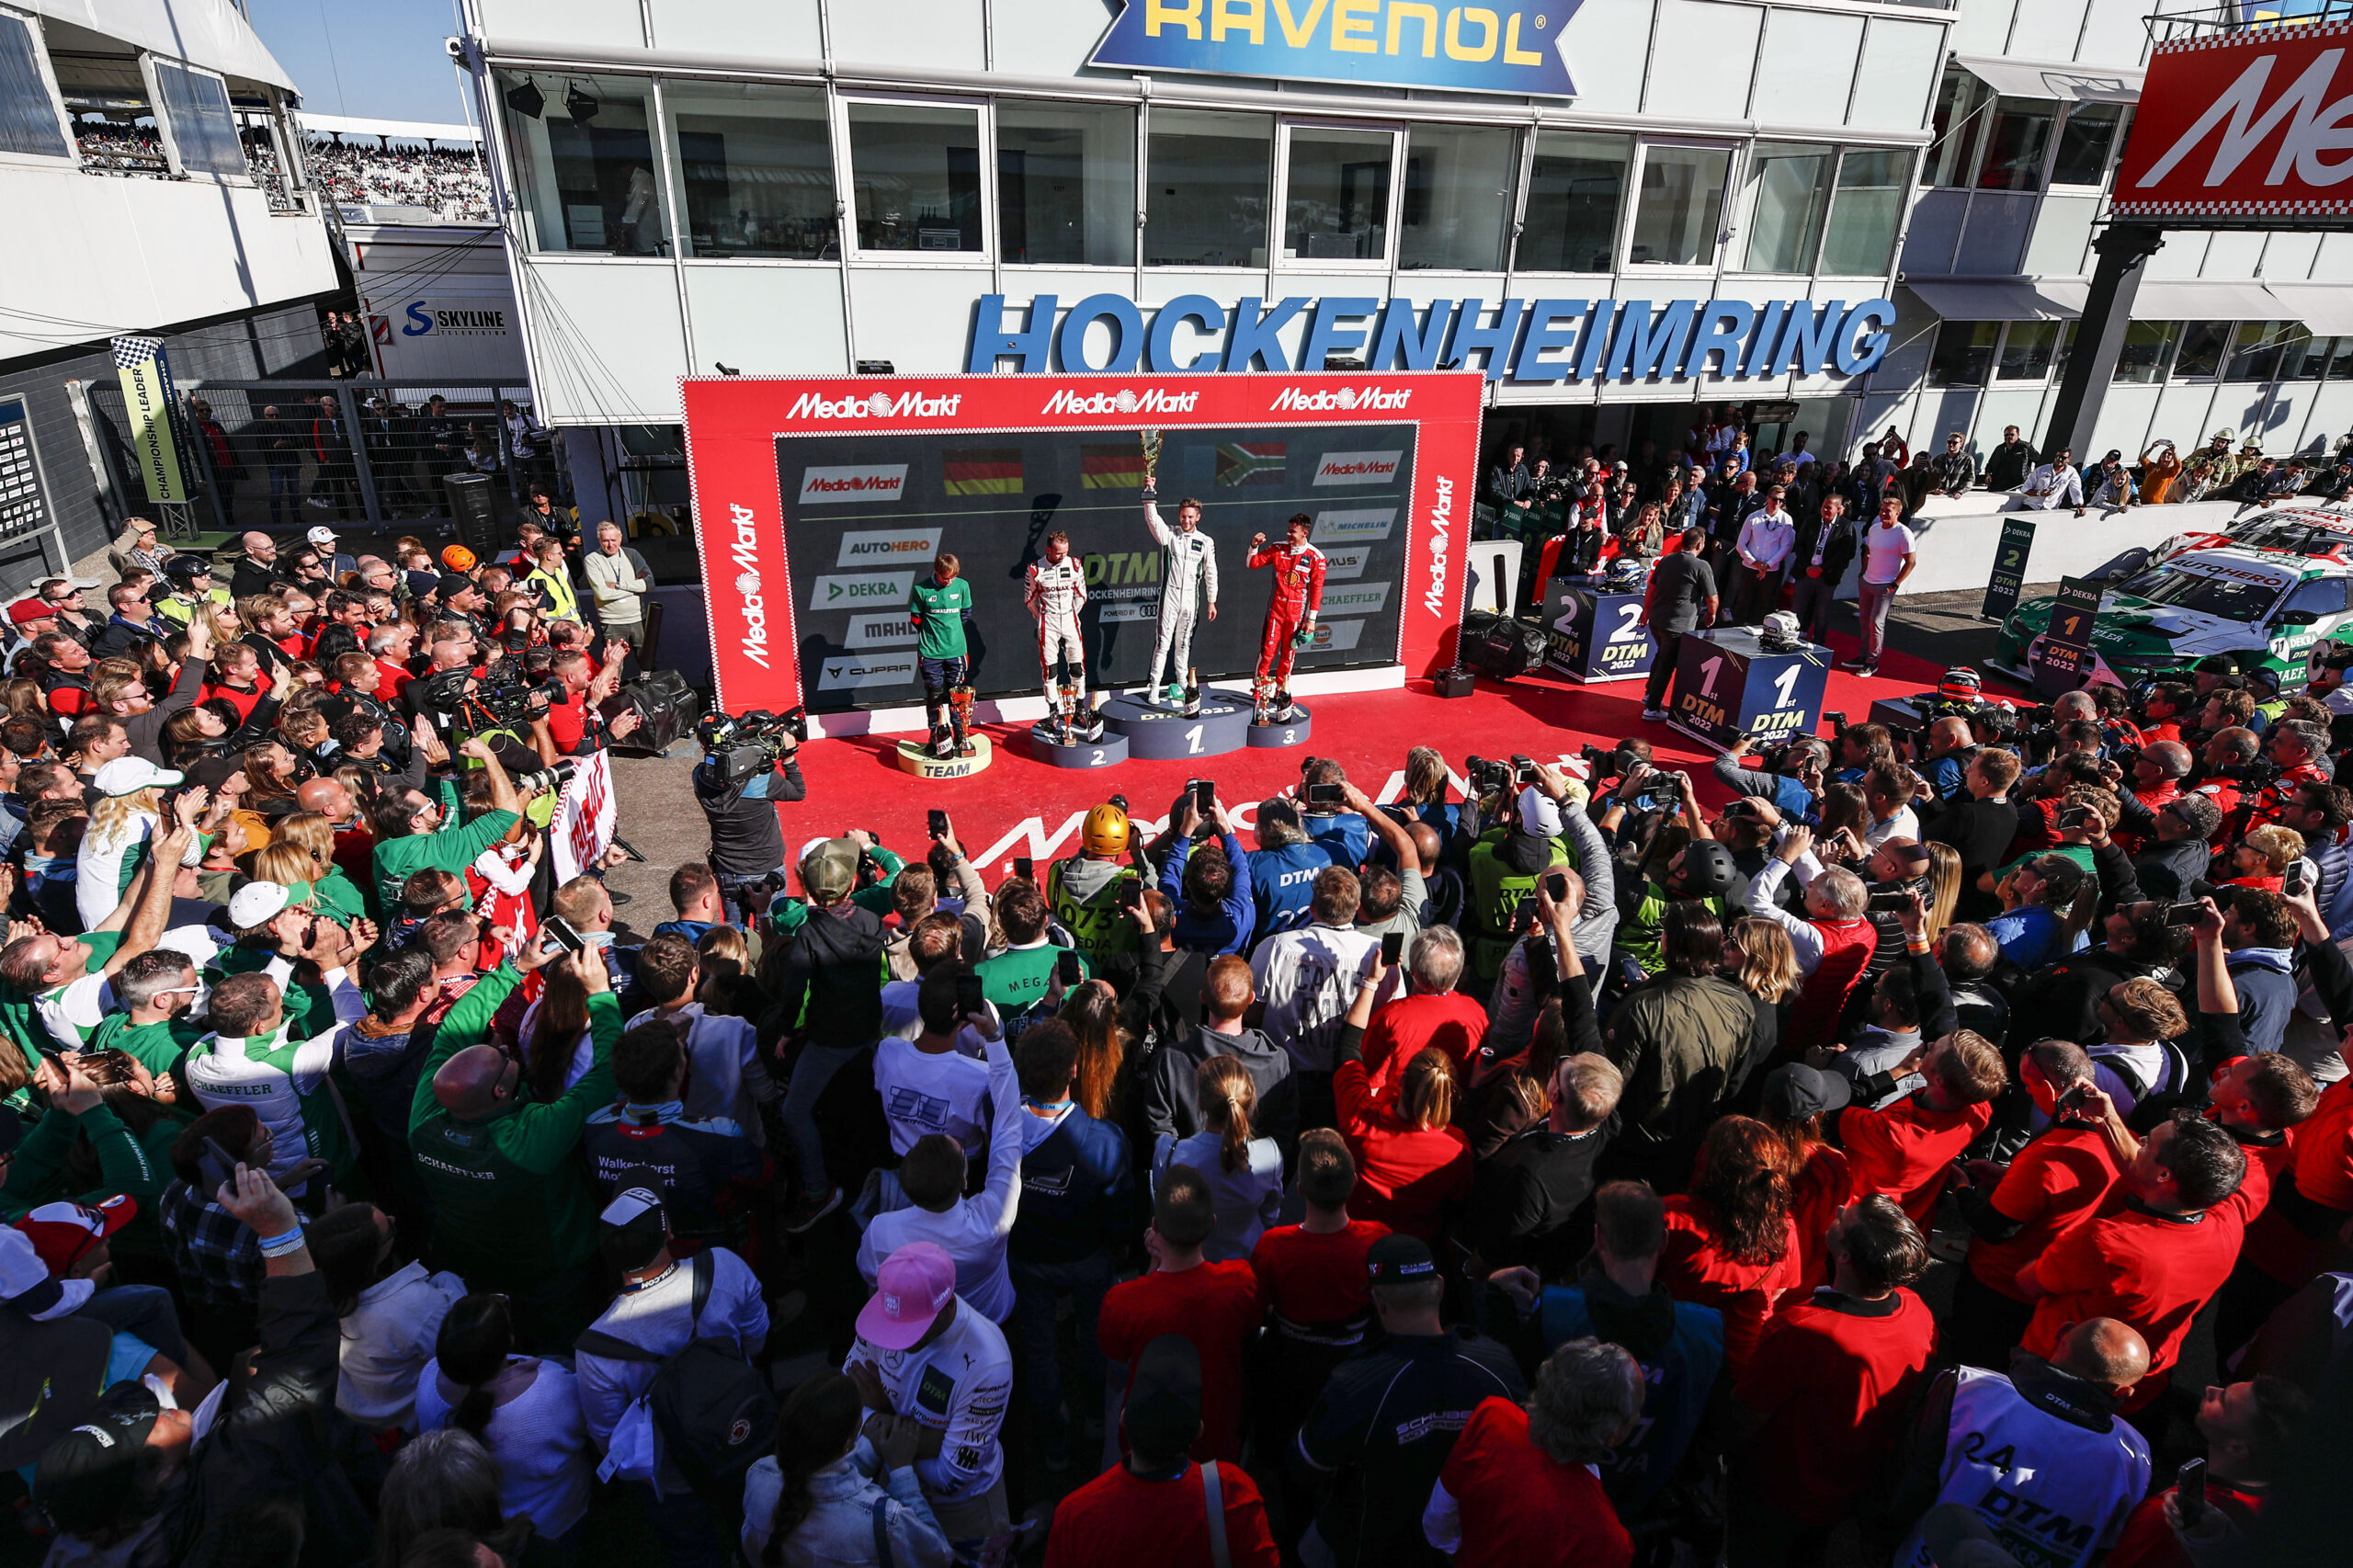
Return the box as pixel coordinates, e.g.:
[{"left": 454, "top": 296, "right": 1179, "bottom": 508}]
[
  {"left": 1601, "top": 771, "right": 1739, "bottom": 984},
  {"left": 692, "top": 710, "right": 807, "bottom": 924},
  {"left": 1711, "top": 733, "right": 1826, "bottom": 820},
  {"left": 1466, "top": 763, "right": 1612, "bottom": 982}
]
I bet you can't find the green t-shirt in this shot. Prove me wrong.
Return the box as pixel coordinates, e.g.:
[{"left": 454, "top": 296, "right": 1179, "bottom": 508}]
[
  {"left": 974, "top": 942, "right": 1088, "bottom": 1012},
  {"left": 909, "top": 577, "right": 972, "bottom": 663},
  {"left": 85, "top": 1013, "right": 205, "bottom": 1080}
]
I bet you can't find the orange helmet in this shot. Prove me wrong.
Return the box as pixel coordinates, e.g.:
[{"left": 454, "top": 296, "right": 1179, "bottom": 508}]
[
  {"left": 1083, "top": 803, "right": 1131, "bottom": 858},
  {"left": 441, "top": 544, "right": 478, "bottom": 573}
]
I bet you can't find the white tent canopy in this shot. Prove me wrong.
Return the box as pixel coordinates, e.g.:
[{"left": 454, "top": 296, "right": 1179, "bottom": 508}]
[
  {"left": 1952, "top": 54, "right": 2143, "bottom": 104},
  {"left": 20, "top": 0, "right": 295, "bottom": 91}
]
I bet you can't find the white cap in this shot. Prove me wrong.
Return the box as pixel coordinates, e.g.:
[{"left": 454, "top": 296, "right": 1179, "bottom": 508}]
[
  {"left": 90, "top": 757, "right": 182, "bottom": 799},
  {"left": 599, "top": 1188, "right": 665, "bottom": 1229},
  {"left": 306, "top": 526, "right": 338, "bottom": 545},
  {"left": 1517, "top": 785, "right": 1562, "bottom": 837},
  {"left": 225, "top": 881, "right": 296, "bottom": 930}
]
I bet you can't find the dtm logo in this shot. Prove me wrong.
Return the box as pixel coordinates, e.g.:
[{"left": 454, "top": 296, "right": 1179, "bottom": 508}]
[
  {"left": 798, "top": 465, "right": 909, "bottom": 505},
  {"left": 787, "top": 391, "right": 964, "bottom": 419},
  {"left": 1313, "top": 450, "right": 1404, "bottom": 486},
  {"left": 1042, "top": 387, "right": 1203, "bottom": 415},
  {"left": 1271, "top": 385, "right": 1411, "bottom": 412}
]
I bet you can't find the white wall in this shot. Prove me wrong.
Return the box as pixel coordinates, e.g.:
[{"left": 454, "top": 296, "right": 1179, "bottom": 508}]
[{"left": 1856, "top": 496, "right": 2255, "bottom": 599}]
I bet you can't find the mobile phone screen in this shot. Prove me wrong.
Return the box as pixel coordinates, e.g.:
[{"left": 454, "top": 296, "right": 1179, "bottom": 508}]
[
  {"left": 1057, "top": 950, "right": 1083, "bottom": 985},
  {"left": 1014, "top": 856, "right": 1034, "bottom": 881},
  {"left": 1545, "top": 872, "right": 1568, "bottom": 902},
  {"left": 1193, "top": 781, "right": 1214, "bottom": 812},
  {"left": 1381, "top": 930, "right": 1404, "bottom": 966}
]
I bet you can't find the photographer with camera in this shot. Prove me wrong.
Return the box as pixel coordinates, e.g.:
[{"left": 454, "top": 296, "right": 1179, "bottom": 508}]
[
  {"left": 1711, "top": 733, "right": 1826, "bottom": 820},
  {"left": 1466, "top": 762, "right": 1612, "bottom": 983},
  {"left": 369, "top": 737, "right": 522, "bottom": 915},
  {"left": 691, "top": 710, "right": 808, "bottom": 925}
]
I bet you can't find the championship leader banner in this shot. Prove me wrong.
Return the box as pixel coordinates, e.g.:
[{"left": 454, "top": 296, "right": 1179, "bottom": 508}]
[
  {"left": 680, "top": 372, "right": 1485, "bottom": 718},
  {"left": 2112, "top": 17, "right": 2353, "bottom": 223},
  {"left": 110, "top": 335, "right": 190, "bottom": 506}
]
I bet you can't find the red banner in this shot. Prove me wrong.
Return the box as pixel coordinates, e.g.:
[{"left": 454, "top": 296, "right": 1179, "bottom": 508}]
[
  {"left": 680, "top": 371, "right": 1486, "bottom": 718},
  {"left": 2113, "top": 19, "right": 2353, "bottom": 222}
]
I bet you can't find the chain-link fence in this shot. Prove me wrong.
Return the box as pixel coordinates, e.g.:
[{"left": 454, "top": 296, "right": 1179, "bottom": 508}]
[{"left": 84, "top": 379, "right": 562, "bottom": 538}]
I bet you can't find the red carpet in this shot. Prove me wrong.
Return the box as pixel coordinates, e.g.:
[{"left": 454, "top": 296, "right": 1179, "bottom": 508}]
[{"left": 787, "top": 626, "right": 1962, "bottom": 876}]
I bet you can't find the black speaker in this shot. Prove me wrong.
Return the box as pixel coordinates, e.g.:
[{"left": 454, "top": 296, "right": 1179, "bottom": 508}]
[{"left": 443, "top": 472, "right": 499, "bottom": 553}]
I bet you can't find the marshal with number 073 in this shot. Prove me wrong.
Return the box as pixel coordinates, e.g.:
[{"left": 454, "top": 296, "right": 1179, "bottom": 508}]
[{"left": 1665, "top": 624, "right": 1833, "bottom": 751}]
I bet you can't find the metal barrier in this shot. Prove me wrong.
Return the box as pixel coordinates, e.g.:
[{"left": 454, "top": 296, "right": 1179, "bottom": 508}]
[{"left": 82, "top": 379, "right": 563, "bottom": 538}]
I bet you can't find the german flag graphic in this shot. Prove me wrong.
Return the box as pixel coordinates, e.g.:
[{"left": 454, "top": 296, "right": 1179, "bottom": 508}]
[
  {"left": 942, "top": 448, "right": 1023, "bottom": 495},
  {"left": 1079, "top": 445, "right": 1148, "bottom": 490},
  {"left": 1215, "top": 442, "right": 1287, "bottom": 486}
]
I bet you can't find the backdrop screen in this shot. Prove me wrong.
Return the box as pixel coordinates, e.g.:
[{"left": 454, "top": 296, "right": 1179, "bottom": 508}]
[{"left": 779, "top": 423, "right": 1417, "bottom": 710}]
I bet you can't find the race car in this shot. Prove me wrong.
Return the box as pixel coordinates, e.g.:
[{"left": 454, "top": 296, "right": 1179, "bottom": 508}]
[
  {"left": 1991, "top": 542, "right": 2353, "bottom": 687},
  {"left": 2147, "top": 502, "right": 2353, "bottom": 566}
]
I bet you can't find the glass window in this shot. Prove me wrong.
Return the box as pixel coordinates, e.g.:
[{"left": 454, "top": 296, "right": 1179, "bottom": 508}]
[
  {"left": 2225, "top": 320, "right": 2299, "bottom": 381},
  {"left": 2051, "top": 103, "right": 2121, "bottom": 187},
  {"left": 1820, "top": 149, "right": 1908, "bottom": 277},
  {"left": 1283, "top": 125, "right": 1392, "bottom": 263},
  {"left": 0, "top": 13, "right": 66, "bottom": 159},
  {"left": 2330, "top": 335, "right": 2353, "bottom": 380},
  {"left": 1997, "top": 320, "right": 2062, "bottom": 381},
  {"left": 1974, "top": 97, "right": 2054, "bottom": 191},
  {"left": 663, "top": 82, "right": 835, "bottom": 259},
  {"left": 1144, "top": 108, "right": 1271, "bottom": 267},
  {"left": 1927, "top": 68, "right": 1987, "bottom": 188},
  {"left": 2113, "top": 320, "right": 2178, "bottom": 383},
  {"left": 2052, "top": 318, "right": 2079, "bottom": 381},
  {"left": 1737, "top": 142, "right": 1832, "bottom": 275},
  {"left": 847, "top": 101, "right": 983, "bottom": 254},
  {"left": 1397, "top": 123, "right": 1512, "bottom": 272},
  {"left": 1629, "top": 144, "right": 1729, "bottom": 267},
  {"left": 1927, "top": 321, "right": 1998, "bottom": 387},
  {"left": 499, "top": 72, "right": 668, "bottom": 254},
  {"left": 1517, "top": 130, "right": 1630, "bottom": 272},
  {"left": 997, "top": 100, "right": 1133, "bottom": 267},
  {"left": 2173, "top": 320, "right": 2231, "bottom": 379},
  {"left": 150, "top": 58, "right": 244, "bottom": 179},
  {"left": 2287, "top": 329, "right": 2332, "bottom": 381}
]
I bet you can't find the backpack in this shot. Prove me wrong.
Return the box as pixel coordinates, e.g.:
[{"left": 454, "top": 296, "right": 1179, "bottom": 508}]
[{"left": 575, "top": 1251, "right": 777, "bottom": 1494}]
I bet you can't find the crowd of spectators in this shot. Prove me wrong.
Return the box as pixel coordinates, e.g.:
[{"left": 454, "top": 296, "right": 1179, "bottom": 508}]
[
  {"left": 301, "top": 139, "right": 494, "bottom": 222},
  {"left": 0, "top": 504, "right": 2342, "bottom": 1568}
]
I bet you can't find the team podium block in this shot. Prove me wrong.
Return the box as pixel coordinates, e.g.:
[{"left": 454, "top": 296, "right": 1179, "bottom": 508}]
[
  {"left": 1663, "top": 626, "right": 1833, "bottom": 751},
  {"left": 895, "top": 733, "right": 995, "bottom": 779},
  {"left": 1099, "top": 691, "right": 1253, "bottom": 760},
  {"left": 1246, "top": 704, "right": 1313, "bottom": 748}
]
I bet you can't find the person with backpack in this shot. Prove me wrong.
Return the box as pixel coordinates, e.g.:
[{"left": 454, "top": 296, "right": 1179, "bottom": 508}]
[{"left": 574, "top": 1189, "right": 770, "bottom": 1568}]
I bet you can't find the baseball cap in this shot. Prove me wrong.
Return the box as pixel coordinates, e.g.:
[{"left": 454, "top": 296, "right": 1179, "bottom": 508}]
[
  {"left": 800, "top": 837, "right": 859, "bottom": 901},
  {"left": 90, "top": 757, "right": 183, "bottom": 799},
  {"left": 1366, "top": 1233, "right": 1438, "bottom": 1285},
  {"left": 33, "top": 1380, "right": 166, "bottom": 1536},
  {"left": 14, "top": 1197, "right": 135, "bottom": 1278},
  {"left": 6, "top": 598, "right": 54, "bottom": 627},
  {"left": 226, "top": 879, "right": 312, "bottom": 930},
  {"left": 857, "top": 1240, "right": 956, "bottom": 1351},
  {"left": 306, "top": 526, "right": 338, "bottom": 545},
  {"left": 1517, "top": 785, "right": 1562, "bottom": 837},
  {"left": 1125, "top": 1335, "right": 1204, "bottom": 1458},
  {"left": 1760, "top": 1062, "right": 1852, "bottom": 1123},
  {"left": 598, "top": 1187, "right": 667, "bottom": 1240},
  {"left": 184, "top": 755, "right": 245, "bottom": 794}
]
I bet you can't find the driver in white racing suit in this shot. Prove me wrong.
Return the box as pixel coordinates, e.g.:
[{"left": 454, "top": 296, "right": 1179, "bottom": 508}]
[
  {"left": 1143, "top": 488, "right": 1219, "bottom": 706},
  {"left": 1025, "top": 530, "right": 1097, "bottom": 737}
]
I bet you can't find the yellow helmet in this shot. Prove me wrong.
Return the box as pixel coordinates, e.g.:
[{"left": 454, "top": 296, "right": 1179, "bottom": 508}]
[{"left": 1083, "top": 803, "right": 1131, "bottom": 858}]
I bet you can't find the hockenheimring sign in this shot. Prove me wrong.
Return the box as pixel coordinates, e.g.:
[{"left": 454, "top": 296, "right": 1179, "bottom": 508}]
[{"left": 967, "top": 293, "right": 1897, "bottom": 383}]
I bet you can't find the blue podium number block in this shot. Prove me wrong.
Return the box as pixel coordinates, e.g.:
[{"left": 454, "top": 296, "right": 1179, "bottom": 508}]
[
  {"left": 1543, "top": 586, "right": 1653, "bottom": 684},
  {"left": 1670, "top": 630, "right": 1830, "bottom": 749}
]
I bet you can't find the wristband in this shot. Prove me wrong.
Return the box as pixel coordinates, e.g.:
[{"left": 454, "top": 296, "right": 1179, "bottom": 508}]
[
  {"left": 1905, "top": 937, "right": 1932, "bottom": 955},
  {"left": 257, "top": 1227, "right": 304, "bottom": 1255}
]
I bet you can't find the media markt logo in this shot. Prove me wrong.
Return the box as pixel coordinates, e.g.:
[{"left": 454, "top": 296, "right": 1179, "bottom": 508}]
[
  {"left": 798, "top": 465, "right": 910, "bottom": 505},
  {"left": 1313, "top": 450, "right": 1404, "bottom": 486},
  {"left": 816, "top": 652, "right": 918, "bottom": 691},
  {"left": 1042, "top": 387, "right": 1202, "bottom": 415},
  {"left": 725, "top": 504, "right": 774, "bottom": 670},
  {"left": 787, "top": 391, "right": 964, "bottom": 420},
  {"left": 1271, "top": 385, "right": 1412, "bottom": 412}
]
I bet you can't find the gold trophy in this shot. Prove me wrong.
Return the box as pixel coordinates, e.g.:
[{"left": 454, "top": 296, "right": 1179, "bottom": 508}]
[{"left": 1140, "top": 429, "right": 1163, "bottom": 493}]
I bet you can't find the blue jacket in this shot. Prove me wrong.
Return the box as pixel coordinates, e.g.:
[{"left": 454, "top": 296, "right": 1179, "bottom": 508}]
[
  {"left": 1009, "top": 1101, "right": 1131, "bottom": 1266},
  {"left": 582, "top": 1099, "right": 769, "bottom": 1243},
  {"left": 1987, "top": 904, "right": 2069, "bottom": 971},
  {"left": 1247, "top": 841, "right": 1333, "bottom": 941},
  {"left": 1536, "top": 1283, "right": 1722, "bottom": 1512},
  {"left": 1305, "top": 812, "right": 1370, "bottom": 870},
  {"left": 2226, "top": 947, "right": 2298, "bottom": 1055},
  {"left": 1160, "top": 833, "right": 1256, "bottom": 955}
]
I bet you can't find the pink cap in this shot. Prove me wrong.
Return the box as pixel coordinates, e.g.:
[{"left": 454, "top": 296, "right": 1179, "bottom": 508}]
[{"left": 856, "top": 1241, "right": 956, "bottom": 1350}]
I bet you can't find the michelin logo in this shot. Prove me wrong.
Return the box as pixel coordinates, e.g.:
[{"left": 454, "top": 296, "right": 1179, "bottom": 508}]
[
  {"left": 817, "top": 652, "right": 919, "bottom": 691},
  {"left": 1313, "top": 450, "right": 1404, "bottom": 486},
  {"left": 1312, "top": 508, "right": 1395, "bottom": 543},
  {"left": 799, "top": 465, "right": 910, "bottom": 504}
]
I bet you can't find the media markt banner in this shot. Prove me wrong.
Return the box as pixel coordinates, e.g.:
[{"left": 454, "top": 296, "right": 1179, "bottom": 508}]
[
  {"left": 1981, "top": 515, "right": 2038, "bottom": 624},
  {"left": 110, "top": 335, "right": 189, "bottom": 505}
]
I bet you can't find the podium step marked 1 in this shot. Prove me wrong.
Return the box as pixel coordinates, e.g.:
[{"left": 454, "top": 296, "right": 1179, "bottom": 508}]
[{"left": 1028, "top": 692, "right": 1313, "bottom": 766}]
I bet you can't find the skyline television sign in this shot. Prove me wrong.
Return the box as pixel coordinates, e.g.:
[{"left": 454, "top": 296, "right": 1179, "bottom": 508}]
[{"left": 2113, "top": 17, "right": 2353, "bottom": 224}]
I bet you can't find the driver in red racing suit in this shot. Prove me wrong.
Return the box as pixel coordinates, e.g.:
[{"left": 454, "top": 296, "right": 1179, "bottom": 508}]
[{"left": 1248, "top": 512, "right": 1324, "bottom": 723}]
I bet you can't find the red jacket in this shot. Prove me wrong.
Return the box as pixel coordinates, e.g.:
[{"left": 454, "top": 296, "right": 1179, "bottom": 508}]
[{"left": 1334, "top": 1051, "right": 1472, "bottom": 1246}]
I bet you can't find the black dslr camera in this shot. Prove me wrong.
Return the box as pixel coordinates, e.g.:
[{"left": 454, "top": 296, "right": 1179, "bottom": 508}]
[
  {"left": 707, "top": 708, "right": 809, "bottom": 787},
  {"left": 1464, "top": 755, "right": 1515, "bottom": 797}
]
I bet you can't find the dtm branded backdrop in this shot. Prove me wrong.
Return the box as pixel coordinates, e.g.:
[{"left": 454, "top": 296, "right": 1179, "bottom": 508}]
[
  {"left": 680, "top": 373, "right": 1485, "bottom": 719},
  {"left": 2113, "top": 17, "right": 2353, "bottom": 224}
]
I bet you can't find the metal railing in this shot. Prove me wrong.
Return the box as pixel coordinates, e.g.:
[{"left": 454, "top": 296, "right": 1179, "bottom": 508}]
[{"left": 2148, "top": 2, "right": 2353, "bottom": 44}]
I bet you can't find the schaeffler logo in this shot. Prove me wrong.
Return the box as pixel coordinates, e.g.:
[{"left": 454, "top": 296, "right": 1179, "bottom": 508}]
[
  {"left": 728, "top": 504, "right": 771, "bottom": 670},
  {"left": 787, "top": 391, "right": 964, "bottom": 420},
  {"left": 1041, "top": 387, "right": 1202, "bottom": 415},
  {"left": 1424, "top": 476, "right": 1452, "bottom": 619},
  {"left": 798, "top": 465, "right": 910, "bottom": 505},
  {"left": 1313, "top": 450, "right": 1404, "bottom": 486},
  {"left": 1272, "top": 385, "right": 1413, "bottom": 413}
]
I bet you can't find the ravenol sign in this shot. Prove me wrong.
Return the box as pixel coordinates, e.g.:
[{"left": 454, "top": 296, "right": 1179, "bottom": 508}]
[
  {"left": 1089, "top": 0, "right": 1582, "bottom": 97},
  {"left": 969, "top": 293, "right": 1895, "bottom": 383}
]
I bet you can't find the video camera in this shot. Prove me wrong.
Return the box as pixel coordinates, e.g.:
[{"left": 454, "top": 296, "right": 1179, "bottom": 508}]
[
  {"left": 1463, "top": 755, "right": 1515, "bottom": 797},
  {"left": 704, "top": 707, "right": 809, "bottom": 788}
]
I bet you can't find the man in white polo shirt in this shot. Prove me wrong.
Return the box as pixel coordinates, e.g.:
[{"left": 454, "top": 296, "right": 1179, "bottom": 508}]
[
  {"left": 2004, "top": 447, "right": 2086, "bottom": 515},
  {"left": 1732, "top": 482, "right": 1797, "bottom": 626},
  {"left": 1851, "top": 495, "right": 1917, "bottom": 678}
]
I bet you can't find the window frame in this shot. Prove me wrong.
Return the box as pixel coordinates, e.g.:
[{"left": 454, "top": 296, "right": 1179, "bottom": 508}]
[
  {"left": 1730, "top": 140, "right": 1836, "bottom": 278},
  {"left": 1394, "top": 119, "right": 1517, "bottom": 275},
  {"left": 0, "top": 4, "right": 74, "bottom": 171},
  {"left": 1271, "top": 117, "right": 1406, "bottom": 274},
  {"left": 138, "top": 52, "right": 248, "bottom": 185},
  {"left": 994, "top": 96, "right": 1137, "bottom": 272},
  {"left": 1512, "top": 126, "right": 1633, "bottom": 278},
  {"left": 833, "top": 91, "right": 994, "bottom": 267},
  {"left": 659, "top": 77, "right": 840, "bottom": 267},
  {"left": 2047, "top": 101, "right": 2126, "bottom": 191},
  {"left": 1623, "top": 138, "right": 1736, "bottom": 271}
]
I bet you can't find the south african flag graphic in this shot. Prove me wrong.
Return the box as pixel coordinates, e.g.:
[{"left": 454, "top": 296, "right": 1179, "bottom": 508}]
[
  {"left": 1215, "top": 442, "right": 1287, "bottom": 486},
  {"left": 943, "top": 449, "right": 1023, "bottom": 495},
  {"left": 1079, "top": 445, "right": 1148, "bottom": 490}
]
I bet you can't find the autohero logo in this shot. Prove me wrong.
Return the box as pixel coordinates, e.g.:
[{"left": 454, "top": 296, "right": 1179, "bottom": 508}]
[
  {"left": 836, "top": 527, "right": 942, "bottom": 566},
  {"left": 1425, "top": 476, "right": 1453, "bottom": 618},
  {"left": 787, "top": 391, "right": 963, "bottom": 420},
  {"left": 798, "top": 465, "right": 910, "bottom": 505},
  {"left": 726, "top": 504, "right": 772, "bottom": 670},
  {"left": 1041, "top": 387, "right": 1202, "bottom": 415},
  {"left": 1271, "top": 384, "right": 1412, "bottom": 413},
  {"left": 1313, "top": 450, "right": 1404, "bottom": 486}
]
